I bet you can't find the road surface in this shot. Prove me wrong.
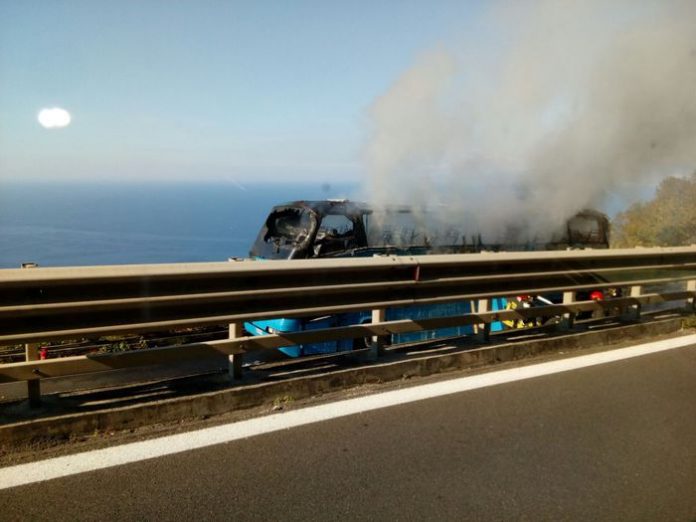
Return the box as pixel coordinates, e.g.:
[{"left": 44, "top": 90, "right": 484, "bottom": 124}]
[{"left": 1, "top": 336, "right": 695, "bottom": 520}]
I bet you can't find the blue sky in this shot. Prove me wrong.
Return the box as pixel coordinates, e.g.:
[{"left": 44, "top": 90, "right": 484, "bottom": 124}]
[{"left": 0, "top": 0, "right": 487, "bottom": 183}]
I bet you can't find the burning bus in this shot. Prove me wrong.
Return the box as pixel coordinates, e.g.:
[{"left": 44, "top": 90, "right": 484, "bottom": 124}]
[
  {"left": 244, "top": 200, "right": 610, "bottom": 356},
  {"left": 249, "top": 200, "right": 609, "bottom": 260}
]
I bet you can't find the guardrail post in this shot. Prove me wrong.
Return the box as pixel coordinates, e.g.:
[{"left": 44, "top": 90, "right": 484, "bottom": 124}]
[
  {"left": 228, "top": 322, "right": 244, "bottom": 382},
  {"left": 476, "top": 299, "right": 491, "bottom": 342},
  {"left": 21, "top": 263, "right": 42, "bottom": 407},
  {"left": 591, "top": 297, "right": 604, "bottom": 319},
  {"left": 621, "top": 285, "right": 643, "bottom": 322},
  {"left": 687, "top": 280, "right": 696, "bottom": 312},
  {"left": 559, "top": 291, "right": 576, "bottom": 330},
  {"left": 371, "top": 308, "right": 387, "bottom": 357},
  {"left": 25, "top": 342, "right": 41, "bottom": 408}
]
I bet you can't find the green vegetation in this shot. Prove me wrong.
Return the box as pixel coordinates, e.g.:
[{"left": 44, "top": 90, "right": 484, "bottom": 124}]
[
  {"left": 272, "top": 395, "right": 295, "bottom": 411},
  {"left": 683, "top": 315, "right": 696, "bottom": 329},
  {"left": 98, "top": 341, "right": 131, "bottom": 354},
  {"left": 612, "top": 173, "right": 696, "bottom": 248}
]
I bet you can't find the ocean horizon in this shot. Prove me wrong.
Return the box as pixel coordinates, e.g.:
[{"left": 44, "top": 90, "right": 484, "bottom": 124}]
[{"left": 0, "top": 180, "right": 360, "bottom": 268}]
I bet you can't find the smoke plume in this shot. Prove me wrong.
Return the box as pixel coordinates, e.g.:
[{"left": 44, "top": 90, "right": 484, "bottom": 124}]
[{"left": 364, "top": 0, "right": 696, "bottom": 242}]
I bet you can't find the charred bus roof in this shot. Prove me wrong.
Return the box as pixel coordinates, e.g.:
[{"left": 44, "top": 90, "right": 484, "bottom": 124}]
[
  {"left": 250, "top": 200, "right": 611, "bottom": 260},
  {"left": 269, "top": 200, "right": 373, "bottom": 217}
]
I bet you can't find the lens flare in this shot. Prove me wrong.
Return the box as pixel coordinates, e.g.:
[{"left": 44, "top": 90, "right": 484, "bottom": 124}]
[{"left": 37, "top": 107, "right": 71, "bottom": 129}]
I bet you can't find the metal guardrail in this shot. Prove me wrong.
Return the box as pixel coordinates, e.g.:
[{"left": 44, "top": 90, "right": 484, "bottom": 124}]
[{"left": 1, "top": 246, "right": 695, "bottom": 406}]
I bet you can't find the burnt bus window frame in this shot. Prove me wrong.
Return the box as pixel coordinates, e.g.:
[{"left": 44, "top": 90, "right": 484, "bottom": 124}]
[
  {"left": 250, "top": 206, "right": 319, "bottom": 259},
  {"left": 566, "top": 213, "right": 609, "bottom": 247}
]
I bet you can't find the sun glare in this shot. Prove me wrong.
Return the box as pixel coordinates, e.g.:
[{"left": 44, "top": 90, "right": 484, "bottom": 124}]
[{"left": 37, "top": 107, "right": 71, "bottom": 129}]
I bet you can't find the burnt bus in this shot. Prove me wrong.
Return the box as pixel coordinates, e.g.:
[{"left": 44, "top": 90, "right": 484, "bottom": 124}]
[
  {"left": 246, "top": 200, "right": 610, "bottom": 356},
  {"left": 250, "top": 200, "right": 610, "bottom": 260}
]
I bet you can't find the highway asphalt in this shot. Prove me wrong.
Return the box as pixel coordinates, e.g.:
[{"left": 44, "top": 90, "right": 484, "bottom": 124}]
[{"left": 1, "top": 341, "right": 695, "bottom": 521}]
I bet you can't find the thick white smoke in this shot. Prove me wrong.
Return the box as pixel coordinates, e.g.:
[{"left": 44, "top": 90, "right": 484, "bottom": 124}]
[{"left": 364, "top": 0, "right": 696, "bottom": 242}]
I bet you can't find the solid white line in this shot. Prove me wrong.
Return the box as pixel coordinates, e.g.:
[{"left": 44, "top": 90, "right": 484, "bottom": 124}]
[{"left": 1, "top": 333, "right": 695, "bottom": 490}]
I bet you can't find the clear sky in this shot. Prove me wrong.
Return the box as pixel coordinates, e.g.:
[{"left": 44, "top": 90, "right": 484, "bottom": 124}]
[{"left": 0, "top": 0, "right": 486, "bottom": 184}]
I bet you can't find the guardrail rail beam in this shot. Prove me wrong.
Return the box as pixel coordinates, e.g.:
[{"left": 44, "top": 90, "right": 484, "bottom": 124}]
[{"left": 1, "top": 247, "right": 695, "bottom": 406}]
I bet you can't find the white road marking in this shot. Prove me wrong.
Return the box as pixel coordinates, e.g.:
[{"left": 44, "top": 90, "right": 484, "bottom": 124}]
[{"left": 1, "top": 333, "right": 695, "bottom": 490}]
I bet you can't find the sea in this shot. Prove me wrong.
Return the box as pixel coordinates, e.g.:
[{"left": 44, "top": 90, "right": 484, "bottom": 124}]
[{"left": 0, "top": 181, "right": 359, "bottom": 268}]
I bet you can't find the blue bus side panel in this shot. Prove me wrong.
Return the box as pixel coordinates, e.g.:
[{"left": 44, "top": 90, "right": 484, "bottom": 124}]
[
  {"left": 490, "top": 298, "right": 506, "bottom": 332},
  {"left": 385, "top": 298, "right": 506, "bottom": 343},
  {"left": 246, "top": 299, "right": 507, "bottom": 357},
  {"left": 245, "top": 318, "right": 304, "bottom": 357},
  {"left": 386, "top": 302, "right": 473, "bottom": 344},
  {"left": 245, "top": 315, "right": 361, "bottom": 357}
]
